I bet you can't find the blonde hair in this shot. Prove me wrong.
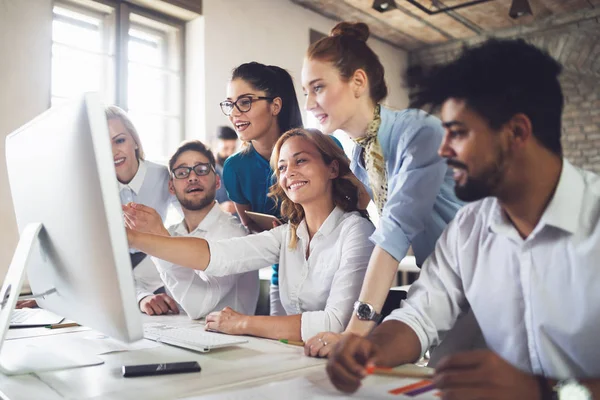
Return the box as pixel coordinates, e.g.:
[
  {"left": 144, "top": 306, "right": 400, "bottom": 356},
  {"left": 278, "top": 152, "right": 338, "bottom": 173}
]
[
  {"left": 105, "top": 105, "right": 145, "bottom": 160},
  {"left": 269, "top": 128, "right": 367, "bottom": 249}
]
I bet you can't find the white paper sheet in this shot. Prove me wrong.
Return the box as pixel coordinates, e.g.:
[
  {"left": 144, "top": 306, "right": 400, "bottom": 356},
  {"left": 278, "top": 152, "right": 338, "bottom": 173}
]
[{"left": 182, "top": 376, "right": 440, "bottom": 400}]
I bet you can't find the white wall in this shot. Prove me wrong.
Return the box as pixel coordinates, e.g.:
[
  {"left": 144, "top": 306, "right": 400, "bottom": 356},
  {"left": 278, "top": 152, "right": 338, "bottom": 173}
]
[
  {"left": 194, "top": 0, "right": 409, "bottom": 144},
  {"left": 0, "top": 0, "right": 53, "bottom": 283}
]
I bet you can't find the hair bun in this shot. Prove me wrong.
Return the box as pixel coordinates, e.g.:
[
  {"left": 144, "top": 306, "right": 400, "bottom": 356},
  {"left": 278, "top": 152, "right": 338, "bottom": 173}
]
[{"left": 330, "top": 22, "right": 369, "bottom": 42}]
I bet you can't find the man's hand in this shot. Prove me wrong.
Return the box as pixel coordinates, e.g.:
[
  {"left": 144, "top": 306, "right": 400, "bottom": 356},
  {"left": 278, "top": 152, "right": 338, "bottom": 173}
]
[
  {"left": 139, "top": 293, "right": 179, "bottom": 315},
  {"left": 326, "top": 334, "right": 381, "bottom": 393},
  {"left": 304, "top": 332, "right": 343, "bottom": 358},
  {"left": 219, "top": 201, "right": 237, "bottom": 215},
  {"left": 16, "top": 299, "right": 38, "bottom": 309},
  {"left": 433, "top": 350, "right": 540, "bottom": 400},
  {"left": 205, "top": 307, "right": 248, "bottom": 335},
  {"left": 123, "top": 203, "right": 169, "bottom": 236}
]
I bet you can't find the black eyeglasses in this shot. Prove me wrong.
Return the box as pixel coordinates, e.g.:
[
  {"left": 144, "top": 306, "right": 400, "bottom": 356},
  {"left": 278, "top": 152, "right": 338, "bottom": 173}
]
[
  {"left": 172, "top": 163, "right": 214, "bottom": 179},
  {"left": 219, "top": 96, "right": 275, "bottom": 116}
]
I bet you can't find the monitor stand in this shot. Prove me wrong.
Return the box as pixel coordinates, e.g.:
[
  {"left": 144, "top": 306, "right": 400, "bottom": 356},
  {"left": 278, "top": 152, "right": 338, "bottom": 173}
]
[{"left": 0, "top": 223, "right": 103, "bottom": 375}]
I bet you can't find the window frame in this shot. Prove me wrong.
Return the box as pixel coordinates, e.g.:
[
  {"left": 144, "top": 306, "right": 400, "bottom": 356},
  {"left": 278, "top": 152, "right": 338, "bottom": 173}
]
[{"left": 52, "top": 0, "right": 187, "bottom": 151}]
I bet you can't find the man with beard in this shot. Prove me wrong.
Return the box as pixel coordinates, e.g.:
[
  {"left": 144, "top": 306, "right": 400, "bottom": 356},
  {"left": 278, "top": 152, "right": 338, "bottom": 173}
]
[
  {"left": 326, "top": 39, "right": 600, "bottom": 399},
  {"left": 123, "top": 140, "right": 259, "bottom": 318}
]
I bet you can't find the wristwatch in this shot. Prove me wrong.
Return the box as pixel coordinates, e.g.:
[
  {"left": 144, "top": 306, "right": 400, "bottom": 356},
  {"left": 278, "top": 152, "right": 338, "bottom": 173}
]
[
  {"left": 353, "top": 301, "right": 382, "bottom": 323},
  {"left": 553, "top": 379, "right": 592, "bottom": 400}
]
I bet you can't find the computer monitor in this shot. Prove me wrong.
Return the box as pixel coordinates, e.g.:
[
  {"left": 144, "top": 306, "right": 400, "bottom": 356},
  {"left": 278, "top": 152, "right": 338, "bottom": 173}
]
[{"left": 0, "top": 93, "right": 142, "bottom": 374}]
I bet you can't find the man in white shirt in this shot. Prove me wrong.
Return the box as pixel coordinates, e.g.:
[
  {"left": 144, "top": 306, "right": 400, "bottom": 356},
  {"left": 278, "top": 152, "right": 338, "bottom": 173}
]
[
  {"left": 123, "top": 140, "right": 259, "bottom": 318},
  {"left": 327, "top": 39, "right": 600, "bottom": 399}
]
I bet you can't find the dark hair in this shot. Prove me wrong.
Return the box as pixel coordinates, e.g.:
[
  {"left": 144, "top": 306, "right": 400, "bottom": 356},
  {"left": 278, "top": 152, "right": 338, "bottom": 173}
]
[
  {"left": 408, "top": 38, "right": 564, "bottom": 156},
  {"left": 307, "top": 22, "right": 388, "bottom": 104},
  {"left": 169, "top": 140, "right": 216, "bottom": 173},
  {"left": 217, "top": 125, "right": 237, "bottom": 140},
  {"left": 231, "top": 62, "right": 303, "bottom": 134},
  {"left": 269, "top": 128, "right": 368, "bottom": 249}
]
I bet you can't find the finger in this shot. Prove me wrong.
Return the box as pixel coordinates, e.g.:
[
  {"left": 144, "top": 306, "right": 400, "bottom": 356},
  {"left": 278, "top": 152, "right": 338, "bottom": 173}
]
[
  {"left": 142, "top": 303, "right": 154, "bottom": 315},
  {"left": 162, "top": 295, "right": 180, "bottom": 313},
  {"left": 154, "top": 299, "right": 170, "bottom": 314},
  {"left": 304, "top": 338, "right": 319, "bottom": 356},
  {"left": 327, "top": 359, "right": 363, "bottom": 393},
  {"left": 434, "top": 369, "right": 489, "bottom": 390},
  {"left": 205, "top": 312, "right": 219, "bottom": 322},
  {"left": 318, "top": 344, "right": 332, "bottom": 358},
  {"left": 330, "top": 336, "right": 369, "bottom": 379},
  {"left": 436, "top": 350, "right": 491, "bottom": 373}
]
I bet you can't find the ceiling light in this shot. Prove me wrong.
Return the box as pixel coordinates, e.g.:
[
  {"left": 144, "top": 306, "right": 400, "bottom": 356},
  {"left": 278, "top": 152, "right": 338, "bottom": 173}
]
[
  {"left": 509, "top": 0, "right": 533, "bottom": 19},
  {"left": 372, "top": 0, "right": 397, "bottom": 13}
]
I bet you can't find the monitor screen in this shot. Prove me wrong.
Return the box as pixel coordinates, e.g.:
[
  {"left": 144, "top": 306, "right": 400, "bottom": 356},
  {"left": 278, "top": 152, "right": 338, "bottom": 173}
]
[{"left": 5, "top": 93, "right": 142, "bottom": 343}]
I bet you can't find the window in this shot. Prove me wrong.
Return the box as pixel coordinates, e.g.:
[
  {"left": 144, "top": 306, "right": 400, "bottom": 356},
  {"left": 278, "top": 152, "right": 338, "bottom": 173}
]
[{"left": 51, "top": 0, "right": 184, "bottom": 162}]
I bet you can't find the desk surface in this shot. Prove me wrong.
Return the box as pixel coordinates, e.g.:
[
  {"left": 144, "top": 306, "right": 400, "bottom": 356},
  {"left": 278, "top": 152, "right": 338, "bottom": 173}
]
[{"left": 0, "top": 314, "right": 432, "bottom": 400}]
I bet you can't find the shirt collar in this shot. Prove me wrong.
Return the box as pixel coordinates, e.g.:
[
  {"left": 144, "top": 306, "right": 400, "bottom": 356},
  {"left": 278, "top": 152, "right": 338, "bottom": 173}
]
[
  {"left": 488, "top": 159, "right": 584, "bottom": 236},
  {"left": 296, "top": 206, "right": 346, "bottom": 243},
  {"left": 118, "top": 159, "right": 147, "bottom": 195},
  {"left": 538, "top": 159, "right": 583, "bottom": 234},
  {"left": 172, "top": 202, "right": 221, "bottom": 236}
]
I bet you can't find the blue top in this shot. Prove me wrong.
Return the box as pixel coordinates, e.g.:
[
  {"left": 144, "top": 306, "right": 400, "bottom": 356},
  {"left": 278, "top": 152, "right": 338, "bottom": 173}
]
[
  {"left": 350, "top": 106, "right": 463, "bottom": 266},
  {"left": 223, "top": 144, "right": 280, "bottom": 218}
]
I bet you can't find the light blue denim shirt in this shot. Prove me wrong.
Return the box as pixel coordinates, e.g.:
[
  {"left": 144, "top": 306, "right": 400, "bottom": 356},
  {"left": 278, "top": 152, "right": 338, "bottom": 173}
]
[{"left": 350, "top": 106, "right": 463, "bottom": 265}]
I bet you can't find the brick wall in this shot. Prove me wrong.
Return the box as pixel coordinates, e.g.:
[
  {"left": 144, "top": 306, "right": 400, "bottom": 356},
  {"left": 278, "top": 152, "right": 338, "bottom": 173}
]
[{"left": 409, "top": 11, "right": 600, "bottom": 173}]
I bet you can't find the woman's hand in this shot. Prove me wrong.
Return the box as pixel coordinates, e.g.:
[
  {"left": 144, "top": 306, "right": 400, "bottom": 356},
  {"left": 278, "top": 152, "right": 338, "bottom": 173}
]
[
  {"left": 122, "top": 203, "right": 169, "bottom": 236},
  {"left": 304, "top": 331, "right": 343, "bottom": 358},
  {"left": 205, "top": 307, "right": 248, "bottom": 335}
]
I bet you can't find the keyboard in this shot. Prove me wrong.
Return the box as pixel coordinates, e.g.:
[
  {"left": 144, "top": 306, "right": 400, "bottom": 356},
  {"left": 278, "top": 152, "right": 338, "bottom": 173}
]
[
  {"left": 10, "top": 308, "right": 64, "bottom": 327},
  {"left": 143, "top": 323, "right": 248, "bottom": 352}
]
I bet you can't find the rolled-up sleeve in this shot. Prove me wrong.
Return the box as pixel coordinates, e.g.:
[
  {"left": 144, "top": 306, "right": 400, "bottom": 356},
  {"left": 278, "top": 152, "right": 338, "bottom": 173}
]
[
  {"left": 384, "top": 212, "right": 467, "bottom": 357},
  {"left": 300, "top": 220, "right": 375, "bottom": 340},
  {"left": 372, "top": 113, "right": 447, "bottom": 262},
  {"left": 206, "top": 225, "right": 285, "bottom": 276},
  {"left": 155, "top": 258, "right": 238, "bottom": 319}
]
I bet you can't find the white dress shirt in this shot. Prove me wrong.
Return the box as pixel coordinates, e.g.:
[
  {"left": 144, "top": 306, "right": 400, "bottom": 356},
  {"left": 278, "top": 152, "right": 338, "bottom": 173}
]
[
  {"left": 118, "top": 159, "right": 178, "bottom": 221},
  {"left": 206, "top": 206, "right": 375, "bottom": 341},
  {"left": 386, "top": 159, "right": 600, "bottom": 379},
  {"left": 151, "top": 203, "right": 259, "bottom": 319}
]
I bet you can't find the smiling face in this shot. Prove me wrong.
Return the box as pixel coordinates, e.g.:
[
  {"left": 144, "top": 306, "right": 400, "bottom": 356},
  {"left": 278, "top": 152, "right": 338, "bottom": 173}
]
[
  {"left": 301, "top": 58, "right": 358, "bottom": 136},
  {"left": 108, "top": 118, "right": 139, "bottom": 184},
  {"left": 225, "top": 78, "right": 280, "bottom": 142},
  {"left": 276, "top": 136, "right": 338, "bottom": 206},
  {"left": 168, "top": 150, "right": 219, "bottom": 211},
  {"left": 439, "top": 98, "right": 512, "bottom": 202}
]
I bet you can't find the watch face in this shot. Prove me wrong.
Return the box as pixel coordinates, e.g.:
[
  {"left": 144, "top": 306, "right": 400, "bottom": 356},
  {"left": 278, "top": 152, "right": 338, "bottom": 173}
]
[
  {"left": 357, "top": 303, "right": 373, "bottom": 320},
  {"left": 558, "top": 381, "right": 592, "bottom": 400}
]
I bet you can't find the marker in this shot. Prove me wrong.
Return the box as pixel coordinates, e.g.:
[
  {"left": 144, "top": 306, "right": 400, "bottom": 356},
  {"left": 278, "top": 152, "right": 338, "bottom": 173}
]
[
  {"left": 278, "top": 339, "right": 304, "bottom": 346},
  {"left": 45, "top": 322, "right": 80, "bottom": 329},
  {"left": 365, "top": 365, "right": 434, "bottom": 379}
]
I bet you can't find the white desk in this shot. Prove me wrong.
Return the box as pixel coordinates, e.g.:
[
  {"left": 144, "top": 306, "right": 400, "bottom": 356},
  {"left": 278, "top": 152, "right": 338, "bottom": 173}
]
[
  {"left": 0, "top": 314, "right": 325, "bottom": 400},
  {"left": 0, "top": 314, "right": 433, "bottom": 400}
]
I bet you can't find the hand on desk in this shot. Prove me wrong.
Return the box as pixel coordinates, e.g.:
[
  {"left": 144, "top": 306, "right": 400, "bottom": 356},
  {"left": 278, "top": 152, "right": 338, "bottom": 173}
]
[
  {"left": 205, "top": 307, "right": 247, "bottom": 335},
  {"left": 304, "top": 331, "right": 342, "bottom": 358},
  {"left": 123, "top": 203, "right": 169, "bottom": 236},
  {"left": 326, "top": 333, "right": 383, "bottom": 393},
  {"left": 16, "top": 299, "right": 38, "bottom": 309},
  {"left": 328, "top": 337, "right": 541, "bottom": 400},
  {"left": 433, "top": 350, "right": 540, "bottom": 400},
  {"left": 139, "top": 293, "right": 179, "bottom": 316}
]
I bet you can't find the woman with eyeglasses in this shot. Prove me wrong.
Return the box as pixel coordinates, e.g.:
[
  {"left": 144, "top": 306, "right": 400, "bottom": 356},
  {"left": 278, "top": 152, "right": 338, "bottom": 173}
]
[
  {"left": 127, "top": 128, "right": 375, "bottom": 343},
  {"left": 219, "top": 62, "right": 303, "bottom": 234}
]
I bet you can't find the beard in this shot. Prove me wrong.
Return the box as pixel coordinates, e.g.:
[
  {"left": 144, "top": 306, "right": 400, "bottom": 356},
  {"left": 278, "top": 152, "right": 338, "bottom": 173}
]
[
  {"left": 448, "top": 150, "right": 507, "bottom": 202},
  {"left": 176, "top": 186, "right": 216, "bottom": 211}
]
